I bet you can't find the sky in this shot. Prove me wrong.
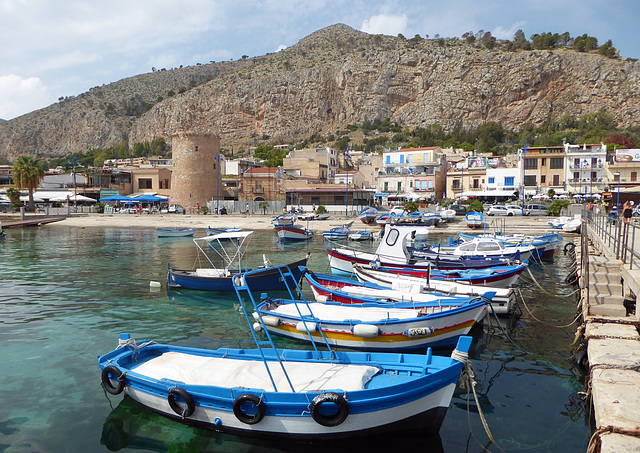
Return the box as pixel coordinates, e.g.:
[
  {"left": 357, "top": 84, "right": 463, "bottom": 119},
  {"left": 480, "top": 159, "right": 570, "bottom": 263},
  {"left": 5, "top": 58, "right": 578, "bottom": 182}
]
[{"left": 1, "top": 0, "right": 639, "bottom": 121}]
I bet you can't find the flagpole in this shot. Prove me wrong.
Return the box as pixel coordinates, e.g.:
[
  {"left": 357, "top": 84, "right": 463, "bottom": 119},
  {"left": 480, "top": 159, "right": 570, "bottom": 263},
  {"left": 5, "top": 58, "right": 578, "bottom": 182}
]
[{"left": 345, "top": 149, "right": 349, "bottom": 217}]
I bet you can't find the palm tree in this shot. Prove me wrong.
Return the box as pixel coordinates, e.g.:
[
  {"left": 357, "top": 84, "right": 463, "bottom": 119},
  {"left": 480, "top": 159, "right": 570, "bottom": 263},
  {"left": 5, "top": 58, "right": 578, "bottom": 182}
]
[
  {"left": 12, "top": 156, "right": 45, "bottom": 212},
  {"left": 258, "top": 201, "right": 270, "bottom": 215}
]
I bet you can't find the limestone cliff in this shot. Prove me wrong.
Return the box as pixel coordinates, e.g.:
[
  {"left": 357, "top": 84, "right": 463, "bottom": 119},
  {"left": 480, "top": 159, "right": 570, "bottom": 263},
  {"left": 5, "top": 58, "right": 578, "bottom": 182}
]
[{"left": 1, "top": 24, "right": 639, "bottom": 160}]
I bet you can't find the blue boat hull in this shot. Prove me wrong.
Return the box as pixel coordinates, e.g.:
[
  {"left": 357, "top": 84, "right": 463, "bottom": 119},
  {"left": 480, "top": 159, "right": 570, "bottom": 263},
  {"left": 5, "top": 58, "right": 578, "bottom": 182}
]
[{"left": 167, "top": 258, "right": 308, "bottom": 291}]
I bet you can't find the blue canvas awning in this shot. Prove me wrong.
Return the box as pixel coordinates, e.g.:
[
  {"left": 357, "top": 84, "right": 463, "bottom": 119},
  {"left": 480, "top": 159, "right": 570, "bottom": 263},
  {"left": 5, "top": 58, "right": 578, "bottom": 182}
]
[
  {"left": 99, "top": 194, "right": 133, "bottom": 202},
  {"left": 134, "top": 195, "right": 166, "bottom": 202},
  {"left": 374, "top": 193, "right": 390, "bottom": 197}
]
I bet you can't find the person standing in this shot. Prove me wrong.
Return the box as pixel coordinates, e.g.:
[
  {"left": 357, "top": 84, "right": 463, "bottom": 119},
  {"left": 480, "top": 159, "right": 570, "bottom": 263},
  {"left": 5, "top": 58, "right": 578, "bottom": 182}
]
[{"left": 623, "top": 200, "right": 633, "bottom": 223}]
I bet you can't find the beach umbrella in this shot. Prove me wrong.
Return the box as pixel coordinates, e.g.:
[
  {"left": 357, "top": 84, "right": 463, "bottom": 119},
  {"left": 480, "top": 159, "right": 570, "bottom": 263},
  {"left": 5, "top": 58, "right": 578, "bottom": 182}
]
[{"left": 99, "top": 194, "right": 133, "bottom": 202}]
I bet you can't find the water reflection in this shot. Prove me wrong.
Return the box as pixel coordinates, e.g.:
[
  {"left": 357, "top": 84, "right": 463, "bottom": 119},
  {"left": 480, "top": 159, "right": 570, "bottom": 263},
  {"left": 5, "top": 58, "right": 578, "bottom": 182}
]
[{"left": 101, "top": 397, "right": 444, "bottom": 453}]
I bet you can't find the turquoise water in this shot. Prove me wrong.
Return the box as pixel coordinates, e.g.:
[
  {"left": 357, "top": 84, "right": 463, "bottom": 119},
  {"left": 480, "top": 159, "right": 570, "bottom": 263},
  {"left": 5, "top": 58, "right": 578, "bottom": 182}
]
[{"left": 0, "top": 225, "right": 590, "bottom": 452}]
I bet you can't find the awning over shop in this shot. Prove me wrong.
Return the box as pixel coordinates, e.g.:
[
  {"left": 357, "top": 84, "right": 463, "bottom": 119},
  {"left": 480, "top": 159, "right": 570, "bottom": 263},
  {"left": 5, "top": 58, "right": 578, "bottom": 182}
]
[{"left": 374, "top": 192, "right": 390, "bottom": 197}]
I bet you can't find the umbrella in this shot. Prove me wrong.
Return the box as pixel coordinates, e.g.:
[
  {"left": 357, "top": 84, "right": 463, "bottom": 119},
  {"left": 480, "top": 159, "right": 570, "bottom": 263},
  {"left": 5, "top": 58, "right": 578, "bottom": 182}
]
[
  {"left": 134, "top": 195, "right": 166, "bottom": 202},
  {"left": 99, "top": 194, "right": 133, "bottom": 202}
]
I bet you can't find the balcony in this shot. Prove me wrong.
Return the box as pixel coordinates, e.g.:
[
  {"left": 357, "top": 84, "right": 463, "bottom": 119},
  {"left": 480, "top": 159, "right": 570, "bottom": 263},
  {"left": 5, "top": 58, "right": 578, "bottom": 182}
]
[{"left": 253, "top": 187, "right": 264, "bottom": 194}]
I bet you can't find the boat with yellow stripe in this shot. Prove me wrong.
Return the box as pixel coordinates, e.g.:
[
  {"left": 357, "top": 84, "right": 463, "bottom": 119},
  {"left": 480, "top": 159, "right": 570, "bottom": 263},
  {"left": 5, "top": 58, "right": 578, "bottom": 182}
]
[{"left": 252, "top": 294, "right": 490, "bottom": 351}]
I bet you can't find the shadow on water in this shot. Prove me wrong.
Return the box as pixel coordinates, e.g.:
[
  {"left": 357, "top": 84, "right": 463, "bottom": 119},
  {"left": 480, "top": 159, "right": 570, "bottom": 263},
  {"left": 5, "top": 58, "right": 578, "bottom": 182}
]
[{"left": 101, "top": 397, "right": 444, "bottom": 453}]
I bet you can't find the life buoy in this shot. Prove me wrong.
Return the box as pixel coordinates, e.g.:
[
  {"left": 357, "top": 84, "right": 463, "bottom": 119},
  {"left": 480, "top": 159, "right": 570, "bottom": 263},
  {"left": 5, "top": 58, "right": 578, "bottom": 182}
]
[
  {"left": 310, "top": 392, "right": 349, "bottom": 427},
  {"left": 101, "top": 365, "right": 125, "bottom": 395},
  {"left": 233, "top": 393, "right": 266, "bottom": 424},
  {"left": 168, "top": 387, "right": 195, "bottom": 418}
]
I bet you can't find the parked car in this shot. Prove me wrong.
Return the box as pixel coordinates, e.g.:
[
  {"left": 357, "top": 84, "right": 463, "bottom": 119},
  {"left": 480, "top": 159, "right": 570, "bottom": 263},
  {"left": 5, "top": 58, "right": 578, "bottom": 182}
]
[
  {"left": 524, "top": 204, "right": 548, "bottom": 216},
  {"left": 486, "top": 206, "right": 512, "bottom": 216},
  {"left": 168, "top": 204, "right": 185, "bottom": 214},
  {"left": 389, "top": 206, "right": 406, "bottom": 215},
  {"left": 504, "top": 205, "right": 524, "bottom": 216},
  {"left": 449, "top": 205, "right": 467, "bottom": 216}
]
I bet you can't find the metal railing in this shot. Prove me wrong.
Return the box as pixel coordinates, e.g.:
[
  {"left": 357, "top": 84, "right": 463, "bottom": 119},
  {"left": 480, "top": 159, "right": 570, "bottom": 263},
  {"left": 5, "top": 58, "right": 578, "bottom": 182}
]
[{"left": 589, "top": 213, "right": 640, "bottom": 269}]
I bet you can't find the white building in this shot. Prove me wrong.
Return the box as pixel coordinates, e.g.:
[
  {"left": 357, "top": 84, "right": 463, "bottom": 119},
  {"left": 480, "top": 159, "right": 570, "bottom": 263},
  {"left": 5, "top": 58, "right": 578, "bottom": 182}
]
[{"left": 563, "top": 143, "right": 607, "bottom": 194}]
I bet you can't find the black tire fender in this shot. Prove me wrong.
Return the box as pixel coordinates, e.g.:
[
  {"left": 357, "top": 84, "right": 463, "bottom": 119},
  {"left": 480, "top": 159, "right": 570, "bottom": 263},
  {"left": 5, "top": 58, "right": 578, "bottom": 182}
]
[
  {"left": 101, "top": 365, "right": 125, "bottom": 395},
  {"left": 168, "top": 387, "right": 195, "bottom": 418},
  {"left": 564, "top": 242, "right": 576, "bottom": 254},
  {"left": 310, "top": 392, "right": 349, "bottom": 427},
  {"left": 233, "top": 393, "right": 266, "bottom": 424}
]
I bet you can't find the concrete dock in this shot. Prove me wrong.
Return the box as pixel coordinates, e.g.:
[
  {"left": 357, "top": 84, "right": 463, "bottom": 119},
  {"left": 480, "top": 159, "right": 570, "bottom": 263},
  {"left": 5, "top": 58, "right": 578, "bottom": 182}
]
[{"left": 579, "top": 220, "right": 640, "bottom": 451}]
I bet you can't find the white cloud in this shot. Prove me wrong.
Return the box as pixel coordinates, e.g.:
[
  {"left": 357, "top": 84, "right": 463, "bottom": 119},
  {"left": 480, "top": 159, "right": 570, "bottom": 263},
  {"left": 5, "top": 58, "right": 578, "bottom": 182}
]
[
  {"left": 492, "top": 21, "right": 527, "bottom": 40},
  {"left": 361, "top": 14, "right": 408, "bottom": 36},
  {"left": 276, "top": 44, "right": 288, "bottom": 52},
  {"left": 0, "top": 74, "right": 53, "bottom": 120}
]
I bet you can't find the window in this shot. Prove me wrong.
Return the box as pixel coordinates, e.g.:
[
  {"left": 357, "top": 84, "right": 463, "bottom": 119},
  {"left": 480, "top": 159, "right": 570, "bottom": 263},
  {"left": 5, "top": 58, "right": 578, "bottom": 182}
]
[
  {"left": 632, "top": 172, "right": 637, "bottom": 182},
  {"left": 397, "top": 182, "right": 402, "bottom": 192},
  {"left": 488, "top": 177, "right": 495, "bottom": 184},
  {"left": 553, "top": 175, "right": 560, "bottom": 186},
  {"left": 574, "top": 172, "right": 580, "bottom": 181},
  {"left": 550, "top": 158, "right": 564, "bottom": 169},
  {"left": 428, "top": 180, "right": 433, "bottom": 190},
  {"left": 385, "top": 156, "right": 390, "bottom": 164},
  {"left": 524, "top": 158, "right": 538, "bottom": 169},
  {"left": 504, "top": 176, "right": 514, "bottom": 187},
  {"left": 541, "top": 175, "right": 546, "bottom": 184},
  {"left": 195, "top": 146, "right": 199, "bottom": 152},
  {"left": 138, "top": 178, "right": 153, "bottom": 189},
  {"left": 400, "top": 155, "right": 405, "bottom": 164},
  {"left": 384, "top": 182, "right": 388, "bottom": 191},
  {"left": 452, "top": 180, "right": 460, "bottom": 190},
  {"left": 473, "top": 179, "right": 480, "bottom": 189},
  {"left": 524, "top": 175, "right": 537, "bottom": 186}
]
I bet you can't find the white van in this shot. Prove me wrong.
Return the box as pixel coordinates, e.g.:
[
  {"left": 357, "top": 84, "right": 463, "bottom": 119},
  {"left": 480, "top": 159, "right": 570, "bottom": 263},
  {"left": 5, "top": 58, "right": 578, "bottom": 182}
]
[{"left": 525, "top": 204, "right": 548, "bottom": 216}]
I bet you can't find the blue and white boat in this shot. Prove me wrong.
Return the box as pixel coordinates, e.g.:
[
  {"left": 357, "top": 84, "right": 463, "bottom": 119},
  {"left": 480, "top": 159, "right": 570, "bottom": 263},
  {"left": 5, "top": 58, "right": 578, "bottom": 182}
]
[
  {"left": 465, "top": 211, "right": 485, "bottom": 229},
  {"left": 271, "top": 213, "right": 296, "bottom": 227},
  {"left": 358, "top": 207, "right": 378, "bottom": 224},
  {"left": 167, "top": 230, "right": 308, "bottom": 291},
  {"left": 155, "top": 227, "right": 197, "bottom": 238},
  {"left": 322, "top": 226, "right": 350, "bottom": 240},
  {"left": 98, "top": 265, "right": 476, "bottom": 440},
  {"left": 348, "top": 230, "right": 373, "bottom": 241},
  {"left": 275, "top": 225, "right": 314, "bottom": 241},
  {"left": 205, "top": 226, "right": 242, "bottom": 235}
]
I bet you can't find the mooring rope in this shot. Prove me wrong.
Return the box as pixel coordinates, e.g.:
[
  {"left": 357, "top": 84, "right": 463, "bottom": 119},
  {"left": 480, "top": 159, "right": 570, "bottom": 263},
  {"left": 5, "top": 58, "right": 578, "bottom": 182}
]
[
  {"left": 516, "top": 288, "right": 582, "bottom": 329},
  {"left": 458, "top": 354, "right": 506, "bottom": 453},
  {"left": 521, "top": 266, "right": 581, "bottom": 297},
  {"left": 588, "top": 426, "right": 640, "bottom": 453}
]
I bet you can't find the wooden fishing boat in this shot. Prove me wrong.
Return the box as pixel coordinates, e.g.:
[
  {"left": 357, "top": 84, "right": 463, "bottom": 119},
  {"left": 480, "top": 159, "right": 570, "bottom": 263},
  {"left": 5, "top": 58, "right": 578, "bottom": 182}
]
[
  {"left": 167, "top": 231, "right": 308, "bottom": 291},
  {"left": 155, "top": 228, "right": 197, "bottom": 238},
  {"left": 409, "top": 237, "right": 537, "bottom": 262},
  {"left": 253, "top": 296, "right": 488, "bottom": 351},
  {"left": 358, "top": 207, "right": 378, "bottom": 224},
  {"left": 271, "top": 213, "right": 296, "bottom": 227},
  {"left": 276, "top": 225, "right": 314, "bottom": 241},
  {"left": 465, "top": 211, "right": 485, "bottom": 229},
  {"left": 348, "top": 230, "right": 373, "bottom": 241},
  {"left": 322, "top": 226, "right": 350, "bottom": 240},
  {"left": 440, "top": 209, "right": 456, "bottom": 222},
  {"left": 304, "top": 266, "right": 515, "bottom": 315},
  {"left": 98, "top": 264, "right": 476, "bottom": 440}
]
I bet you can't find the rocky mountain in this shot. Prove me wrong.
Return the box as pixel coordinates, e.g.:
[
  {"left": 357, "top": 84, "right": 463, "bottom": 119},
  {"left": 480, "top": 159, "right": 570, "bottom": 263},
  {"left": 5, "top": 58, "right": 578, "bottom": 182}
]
[{"left": 1, "top": 24, "right": 640, "bottom": 161}]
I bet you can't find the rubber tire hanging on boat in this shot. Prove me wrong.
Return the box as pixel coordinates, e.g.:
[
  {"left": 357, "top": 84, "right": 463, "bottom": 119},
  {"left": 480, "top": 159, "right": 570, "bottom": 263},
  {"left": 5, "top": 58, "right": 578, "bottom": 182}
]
[
  {"left": 168, "top": 387, "right": 195, "bottom": 418},
  {"left": 233, "top": 393, "right": 266, "bottom": 424},
  {"left": 310, "top": 392, "right": 349, "bottom": 427},
  {"left": 101, "top": 365, "right": 125, "bottom": 395}
]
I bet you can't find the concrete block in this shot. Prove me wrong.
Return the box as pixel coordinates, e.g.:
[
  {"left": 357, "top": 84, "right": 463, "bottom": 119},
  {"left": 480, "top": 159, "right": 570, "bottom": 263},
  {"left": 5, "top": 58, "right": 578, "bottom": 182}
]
[
  {"left": 600, "top": 433, "right": 640, "bottom": 452},
  {"left": 585, "top": 323, "right": 640, "bottom": 340},
  {"left": 591, "top": 368, "right": 640, "bottom": 430},
  {"left": 588, "top": 339, "right": 640, "bottom": 368},
  {"left": 589, "top": 304, "right": 630, "bottom": 317}
]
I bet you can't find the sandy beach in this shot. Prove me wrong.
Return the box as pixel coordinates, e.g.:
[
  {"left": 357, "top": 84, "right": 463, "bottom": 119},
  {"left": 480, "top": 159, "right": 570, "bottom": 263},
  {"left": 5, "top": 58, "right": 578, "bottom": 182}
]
[{"left": 41, "top": 212, "right": 559, "bottom": 234}]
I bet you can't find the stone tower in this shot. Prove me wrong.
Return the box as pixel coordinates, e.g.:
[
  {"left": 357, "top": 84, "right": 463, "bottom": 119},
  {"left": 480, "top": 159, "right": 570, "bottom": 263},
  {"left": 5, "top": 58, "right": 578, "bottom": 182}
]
[{"left": 170, "top": 132, "right": 221, "bottom": 211}]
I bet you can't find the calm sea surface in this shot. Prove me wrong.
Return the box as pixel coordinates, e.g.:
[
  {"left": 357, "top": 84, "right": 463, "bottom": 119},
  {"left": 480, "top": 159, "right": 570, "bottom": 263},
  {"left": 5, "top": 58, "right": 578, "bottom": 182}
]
[{"left": 0, "top": 224, "right": 591, "bottom": 452}]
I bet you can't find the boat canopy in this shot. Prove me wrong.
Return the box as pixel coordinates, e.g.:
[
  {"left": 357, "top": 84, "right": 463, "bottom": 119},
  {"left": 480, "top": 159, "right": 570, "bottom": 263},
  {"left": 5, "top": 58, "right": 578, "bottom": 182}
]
[{"left": 194, "top": 231, "right": 254, "bottom": 242}]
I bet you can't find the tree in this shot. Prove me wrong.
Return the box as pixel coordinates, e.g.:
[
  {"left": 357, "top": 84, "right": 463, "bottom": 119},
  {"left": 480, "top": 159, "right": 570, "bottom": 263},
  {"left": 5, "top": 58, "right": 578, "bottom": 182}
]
[
  {"left": 468, "top": 199, "right": 484, "bottom": 213},
  {"left": 12, "top": 156, "right": 45, "bottom": 212},
  {"left": 6, "top": 187, "right": 20, "bottom": 211},
  {"left": 258, "top": 201, "right": 270, "bottom": 214}
]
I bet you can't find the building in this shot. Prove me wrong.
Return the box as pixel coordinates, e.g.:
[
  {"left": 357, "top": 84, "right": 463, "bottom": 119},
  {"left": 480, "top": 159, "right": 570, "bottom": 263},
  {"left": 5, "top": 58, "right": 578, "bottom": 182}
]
[
  {"left": 518, "top": 145, "right": 567, "bottom": 196},
  {"left": 170, "top": 132, "right": 221, "bottom": 211},
  {"left": 380, "top": 146, "right": 447, "bottom": 202},
  {"left": 563, "top": 143, "right": 606, "bottom": 195},
  {"left": 282, "top": 147, "right": 338, "bottom": 181},
  {"left": 240, "top": 167, "right": 285, "bottom": 203}
]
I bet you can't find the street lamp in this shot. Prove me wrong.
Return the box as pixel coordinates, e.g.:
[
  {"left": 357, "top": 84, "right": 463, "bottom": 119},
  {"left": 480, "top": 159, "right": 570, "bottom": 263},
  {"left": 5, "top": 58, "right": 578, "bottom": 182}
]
[
  {"left": 345, "top": 149, "right": 350, "bottom": 217},
  {"left": 214, "top": 154, "right": 223, "bottom": 214},
  {"left": 614, "top": 172, "right": 620, "bottom": 213}
]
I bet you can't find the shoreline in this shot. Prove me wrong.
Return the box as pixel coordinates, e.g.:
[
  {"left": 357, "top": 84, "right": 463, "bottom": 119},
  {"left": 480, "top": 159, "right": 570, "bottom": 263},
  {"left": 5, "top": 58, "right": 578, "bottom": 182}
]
[{"left": 30, "top": 212, "right": 561, "bottom": 234}]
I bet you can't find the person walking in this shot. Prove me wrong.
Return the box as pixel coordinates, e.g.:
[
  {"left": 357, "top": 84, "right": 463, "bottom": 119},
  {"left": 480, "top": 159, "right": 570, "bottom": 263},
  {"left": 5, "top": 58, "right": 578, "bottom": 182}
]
[{"left": 623, "top": 200, "right": 633, "bottom": 224}]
